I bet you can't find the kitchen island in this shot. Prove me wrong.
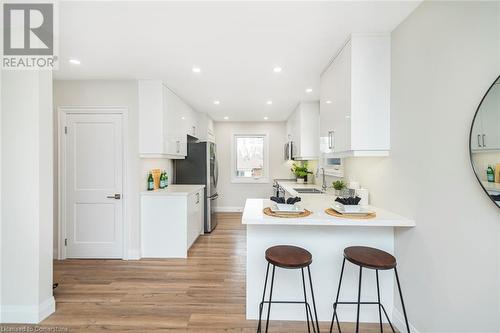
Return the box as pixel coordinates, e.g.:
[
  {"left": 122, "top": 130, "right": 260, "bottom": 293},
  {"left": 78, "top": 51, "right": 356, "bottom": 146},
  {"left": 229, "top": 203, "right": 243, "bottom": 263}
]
[{"left": 242, "top": 196, "right": 414, "bottom": 325}]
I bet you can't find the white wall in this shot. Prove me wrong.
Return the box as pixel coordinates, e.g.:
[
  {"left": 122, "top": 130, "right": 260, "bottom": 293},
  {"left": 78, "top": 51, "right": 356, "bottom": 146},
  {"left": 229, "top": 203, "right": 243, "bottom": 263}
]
[
  {"left": 214, "top": 121, "right": 293, "bottom": 210},
  {"left": 53, "top": 80, "right": 172, "bottom": 259},
  {"left": 1, "top": 71, "right": 55, "bottom": 323},
  {"left": 343, "top": 2, "right": 500, "bottom": 332}
]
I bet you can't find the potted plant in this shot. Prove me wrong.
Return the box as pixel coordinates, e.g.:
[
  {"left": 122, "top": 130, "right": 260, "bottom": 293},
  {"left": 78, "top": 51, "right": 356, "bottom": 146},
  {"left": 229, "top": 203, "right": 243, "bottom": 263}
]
[
  {"left": 332, "top": 180, "right": 346, "bottom": 196},
  {"left": 291, "top": 162, "right": 313, "bottom": 183}
]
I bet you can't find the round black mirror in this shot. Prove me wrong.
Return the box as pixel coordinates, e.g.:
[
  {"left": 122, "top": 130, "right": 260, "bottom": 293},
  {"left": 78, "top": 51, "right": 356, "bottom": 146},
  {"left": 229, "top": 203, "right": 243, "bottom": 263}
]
[{"left": 470, "top": 74, "right": 500, "bottom": 209}]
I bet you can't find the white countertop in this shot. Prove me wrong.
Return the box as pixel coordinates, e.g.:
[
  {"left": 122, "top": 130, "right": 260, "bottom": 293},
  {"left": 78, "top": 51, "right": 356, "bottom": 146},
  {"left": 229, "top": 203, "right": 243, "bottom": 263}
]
[
  {"left": 482, "top": 181, "right": 500, "bottom": 193},
  {"left": 140, "top": 184, "right": 205, "bottom": 196},
  {"left": 242, "top": 197, "right": 415, "bottom": 227}
]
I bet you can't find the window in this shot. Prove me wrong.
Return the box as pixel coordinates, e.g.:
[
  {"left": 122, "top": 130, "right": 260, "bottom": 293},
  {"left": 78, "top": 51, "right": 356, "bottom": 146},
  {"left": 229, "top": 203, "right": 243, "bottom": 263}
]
[{"left": 232, "top": 133, "right": 269, "bottom": 183}]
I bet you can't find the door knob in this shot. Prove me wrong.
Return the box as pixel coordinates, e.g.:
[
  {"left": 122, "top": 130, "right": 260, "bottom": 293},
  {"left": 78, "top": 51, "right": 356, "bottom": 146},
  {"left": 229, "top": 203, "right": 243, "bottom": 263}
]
[{"left": 106, "top": 194, "right": 121, "bottom": 199}]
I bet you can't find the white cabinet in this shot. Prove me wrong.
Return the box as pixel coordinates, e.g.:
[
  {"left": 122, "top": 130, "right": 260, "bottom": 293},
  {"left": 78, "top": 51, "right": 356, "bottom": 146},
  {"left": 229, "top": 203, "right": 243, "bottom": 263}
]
[
  {"left": 471, "top": 83, "right": 500, "bottom": 151},
  {"left": 141, "top": 187, "right": 204, "bottom": 258},
  {"left": 320, "top": 34, "right": 391, "bottom": 157},
  {"left": 197, "top": 113, "right": 216, "bottom": 142},
  {"left": 163, "top": 87, "right": 189, "bottom": 157},
  {"left": 286, "top": 102, "right": 320, "bottom": 160},
  {"left": 139, "top": 80, "right": 205, "bottom": 158},
  {"left": 138, "top": 80, "right": 165, "bottom": 155}
]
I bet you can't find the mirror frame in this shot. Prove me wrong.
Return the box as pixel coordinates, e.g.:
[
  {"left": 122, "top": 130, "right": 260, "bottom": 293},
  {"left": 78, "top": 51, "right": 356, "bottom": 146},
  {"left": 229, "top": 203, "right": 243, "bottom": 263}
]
[{"left": 469, "top": 74, "right": 500, "bottom": 210}]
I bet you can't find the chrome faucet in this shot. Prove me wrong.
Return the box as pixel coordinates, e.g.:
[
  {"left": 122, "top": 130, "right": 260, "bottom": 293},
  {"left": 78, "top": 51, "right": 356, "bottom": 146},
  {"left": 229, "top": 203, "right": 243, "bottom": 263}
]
[{"left": 320, "top": 167, "right": 327, "bottom": 192}]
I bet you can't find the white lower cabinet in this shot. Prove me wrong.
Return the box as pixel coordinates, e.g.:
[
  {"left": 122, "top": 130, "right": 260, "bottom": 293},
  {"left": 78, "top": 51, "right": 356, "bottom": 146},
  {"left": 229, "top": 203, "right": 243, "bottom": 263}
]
[{"left": 141, "top": 186, "right": 204, "bottom": 258}]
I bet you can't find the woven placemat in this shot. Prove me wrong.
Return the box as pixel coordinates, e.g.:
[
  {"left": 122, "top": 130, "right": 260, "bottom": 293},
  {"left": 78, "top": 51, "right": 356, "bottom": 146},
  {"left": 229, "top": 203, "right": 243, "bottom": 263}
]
[
  {"left": 263, "top": 207, "right": 312, "bottom": 218},
  {"left": 325, "top": 208, "right": 376, "bottom": 219}
]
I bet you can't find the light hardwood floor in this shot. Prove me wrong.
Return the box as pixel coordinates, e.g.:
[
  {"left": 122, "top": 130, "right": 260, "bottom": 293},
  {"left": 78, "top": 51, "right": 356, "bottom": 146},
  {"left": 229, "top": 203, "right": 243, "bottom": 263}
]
[{"left": 8, "top": 213, "right": 395, "bottom": 332}]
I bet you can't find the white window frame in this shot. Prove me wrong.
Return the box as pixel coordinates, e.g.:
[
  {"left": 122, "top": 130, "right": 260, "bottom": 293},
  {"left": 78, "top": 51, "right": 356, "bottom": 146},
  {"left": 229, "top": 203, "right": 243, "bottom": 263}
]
[{"left": 231, "top": 132, "right": 270, "bottom": 184}]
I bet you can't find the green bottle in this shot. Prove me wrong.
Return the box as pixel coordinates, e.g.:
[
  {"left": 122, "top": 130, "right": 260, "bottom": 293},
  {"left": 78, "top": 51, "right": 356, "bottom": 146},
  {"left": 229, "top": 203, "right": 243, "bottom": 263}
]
[
  {"left": 147, "top": 172, "right": 154, "bottom": 191},
  {"left": 165, "top": 172, "right": 169, "bottom": 188},
  {"left": 159, "top": 171, "right": 166, "bottom": 189},
  {"left": 487, "top": 165, "right": 495, "bottom": 182}
]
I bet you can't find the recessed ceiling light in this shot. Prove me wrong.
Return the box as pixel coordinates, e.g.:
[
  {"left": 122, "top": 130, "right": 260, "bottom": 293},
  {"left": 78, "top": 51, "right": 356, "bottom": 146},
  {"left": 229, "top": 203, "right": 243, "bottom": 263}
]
[
  {"left": 213, "top": 100, "right": 220, "bottom": 105},
  {"left": 192, "top": 67, "right": 201, "bottom": 73},
  {"left": 263, "top": 116, "right": 269, "bottom": 120},
  {"left": 181, "top": 116, "right": 186, "bottom": 120},
  {"left": 266, "top": 100, "right": 273, "bottom": 105},
  {"left": 69, "top": 58, "right": 81, "bottom": 65},
  {"left": 305, "top": 88, "right": 313, "bottom": 93},
  {"left": 273, "top": 67, "right": 282, "bottom": 73},
  {"left": 326, "top": 100, "right": 332, "bottom": 104},
  {"left": 223, "top": 116, "right": 229, "bottom": 120}
]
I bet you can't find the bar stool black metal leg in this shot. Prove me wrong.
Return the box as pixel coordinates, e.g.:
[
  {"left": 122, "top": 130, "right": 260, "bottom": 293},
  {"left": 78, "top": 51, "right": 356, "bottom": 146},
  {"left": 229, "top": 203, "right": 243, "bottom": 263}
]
[
  {"left": 355, "top": 266, "right": 363, "bottom": 333},
  {"left": 257, "top": 262, "right": 270, "bottom": 333},
  {"left": 301, "top": 268, "right": 313, "bottom": 333},
  {"left": 376, "top": 270, "right": 383, "bottom": 333},
  {"left": 394, "top": 268, "right": 411, "bottom": 333},
  {"left": 307, "top": 266, "right": 321, "bottom": 333},
  {"left": 330, "top": 258, "right": 345, "bottom": 333},
  {"left": 264, "top": 265, "right": 276, "bottom": 333}
]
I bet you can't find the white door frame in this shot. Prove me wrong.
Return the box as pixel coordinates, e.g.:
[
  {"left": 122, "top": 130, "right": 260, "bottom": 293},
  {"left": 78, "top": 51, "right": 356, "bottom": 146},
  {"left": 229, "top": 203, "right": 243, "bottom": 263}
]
[{"left": 57, "top": 106, "right": 129, "bottom": 260}]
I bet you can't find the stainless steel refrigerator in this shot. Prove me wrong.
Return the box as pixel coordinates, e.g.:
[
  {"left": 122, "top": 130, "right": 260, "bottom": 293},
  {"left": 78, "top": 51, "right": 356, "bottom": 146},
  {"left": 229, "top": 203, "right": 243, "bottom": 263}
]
[{"left": 174, "top": 141, "right": 218, "bottom": 233}]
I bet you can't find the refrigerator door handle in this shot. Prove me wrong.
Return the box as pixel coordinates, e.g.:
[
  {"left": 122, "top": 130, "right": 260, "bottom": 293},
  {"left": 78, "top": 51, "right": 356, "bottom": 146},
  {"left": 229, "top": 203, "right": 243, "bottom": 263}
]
[{"left": 214, "top": 158, "right": 219, "bottom": 188}]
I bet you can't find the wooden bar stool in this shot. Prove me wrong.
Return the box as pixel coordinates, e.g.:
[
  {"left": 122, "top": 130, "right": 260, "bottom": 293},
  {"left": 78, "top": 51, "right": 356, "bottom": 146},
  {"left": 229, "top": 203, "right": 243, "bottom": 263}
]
[
  {"left": 257, "top": 245, "right": 320, "bottom": 333},
  {"left": 329, "top": 246, "right": 411, "bottom": 333}
]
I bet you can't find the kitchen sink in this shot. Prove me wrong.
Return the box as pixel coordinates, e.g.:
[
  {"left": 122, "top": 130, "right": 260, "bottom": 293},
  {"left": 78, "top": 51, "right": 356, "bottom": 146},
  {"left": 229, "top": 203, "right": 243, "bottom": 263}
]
[{"left": 293, "top": 188, "right": 325, "bottom": 194}]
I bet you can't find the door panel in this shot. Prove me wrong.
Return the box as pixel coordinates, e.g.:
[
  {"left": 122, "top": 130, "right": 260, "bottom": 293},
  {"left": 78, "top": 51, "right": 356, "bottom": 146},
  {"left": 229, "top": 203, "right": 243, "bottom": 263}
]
[
  {"left": 209, "top": 143, "right": 217, "bottom": 197},
  {"left": 66, "top": 113, "right": 123, "bottom": 258}
]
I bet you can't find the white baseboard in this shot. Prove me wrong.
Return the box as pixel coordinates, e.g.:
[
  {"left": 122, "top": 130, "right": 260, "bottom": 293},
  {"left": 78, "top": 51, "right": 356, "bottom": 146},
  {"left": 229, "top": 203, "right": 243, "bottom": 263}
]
[
  {"left": 126, "top": 249, "right": 141, "bottom": 260},
  {"left": 393, "top": 307, "right": 420, "bottom": 333},
  {"left": 1, "top": 296, "right": 55, "bottom": 324},
  {"left": 214, "top": 206, "right": 243, "bottom": 213}
]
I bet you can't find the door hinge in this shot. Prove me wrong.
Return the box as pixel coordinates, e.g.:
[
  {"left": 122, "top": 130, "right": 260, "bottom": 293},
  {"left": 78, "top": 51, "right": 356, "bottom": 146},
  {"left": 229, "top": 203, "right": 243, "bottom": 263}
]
[
  {"left": 64, "top": 238, "right": 67, "bottom": 246},
  {"left": 64, "top": 126, "right": 67, "bottom": 134}
]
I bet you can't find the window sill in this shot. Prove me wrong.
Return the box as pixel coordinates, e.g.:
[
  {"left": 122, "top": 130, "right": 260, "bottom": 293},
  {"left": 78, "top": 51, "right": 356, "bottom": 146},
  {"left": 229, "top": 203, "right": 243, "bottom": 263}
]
[{"left": 231, "top": 177, "right": 270, "bottom": 184}]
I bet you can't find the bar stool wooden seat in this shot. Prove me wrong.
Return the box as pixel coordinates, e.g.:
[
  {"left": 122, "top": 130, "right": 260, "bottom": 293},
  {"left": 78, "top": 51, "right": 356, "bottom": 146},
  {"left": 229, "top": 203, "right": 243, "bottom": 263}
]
[
  {"left": 330, "top": 246, "right": 411, "bottom": 333},
  {"left": 257, "top": 245, "right": 320, "bottom": 333}
]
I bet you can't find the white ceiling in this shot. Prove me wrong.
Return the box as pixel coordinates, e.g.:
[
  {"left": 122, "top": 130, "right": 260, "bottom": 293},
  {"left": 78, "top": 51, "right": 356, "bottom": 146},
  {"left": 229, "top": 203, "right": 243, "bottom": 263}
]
[{"left": 54, "top": 1, "right": 420, "bottom": 121}]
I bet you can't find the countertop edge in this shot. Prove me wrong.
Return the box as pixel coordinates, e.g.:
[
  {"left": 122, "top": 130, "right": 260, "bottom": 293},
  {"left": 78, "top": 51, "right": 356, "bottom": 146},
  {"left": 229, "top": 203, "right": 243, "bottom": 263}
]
[{"left": 140, "top": 185, "right": 205, "bottom": 196}]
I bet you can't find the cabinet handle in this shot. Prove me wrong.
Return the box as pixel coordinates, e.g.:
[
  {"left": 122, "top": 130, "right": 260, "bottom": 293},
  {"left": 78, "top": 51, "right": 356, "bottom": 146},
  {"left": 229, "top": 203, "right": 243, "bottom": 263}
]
[
  {"left": 196, "top": 192, "right": 200, "bottom": 204},
  {"left": 328, "top": 131, "right": 333, "bottom": 149},
  {"left": 192, "top": 126, "right": 196, "bottom": 136},
  {"left": 176, "top": 140, "right": 180, "bottom": 154},
  {"left": 477, "top": 134, "right": 482, "bottom": 147},
  {"left": 482, "top": 134, "right": 486, "bottom": 148},
  {"left": 106, "top": 194, "right": 121, "bottom": 199}
]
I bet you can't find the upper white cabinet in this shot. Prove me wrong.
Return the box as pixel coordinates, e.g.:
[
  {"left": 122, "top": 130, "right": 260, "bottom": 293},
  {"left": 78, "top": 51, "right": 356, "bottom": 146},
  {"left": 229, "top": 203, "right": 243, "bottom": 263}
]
[
  {"left": 139, "top": 80, "right": 215, "bottom": 158},
  {"left": 286, "top": 102, "right": 320, "bottom": 160},
  {"left": 139, "top": 80, "right": 165, "bottom": 156},
  {"left": 197, "top": 113, "right": 216, "bottom": 142},
  {"left": 320, "top": 34, "right": 391, "bottom": 157},
  {"left": 471, "top": 83, "right": 500, "bottom": 151}
]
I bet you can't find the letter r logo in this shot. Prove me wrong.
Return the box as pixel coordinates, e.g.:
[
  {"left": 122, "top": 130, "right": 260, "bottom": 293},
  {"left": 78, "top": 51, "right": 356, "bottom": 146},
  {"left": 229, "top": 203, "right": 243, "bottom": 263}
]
[{"left": 3, "top": 3, "right": 53, "bottom": 55}]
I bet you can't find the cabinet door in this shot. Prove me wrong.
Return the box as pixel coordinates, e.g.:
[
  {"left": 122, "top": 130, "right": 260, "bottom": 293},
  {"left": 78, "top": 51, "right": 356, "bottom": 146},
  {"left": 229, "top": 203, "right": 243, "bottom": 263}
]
[
  {"left": 329, "top": 41, "right": 351, "bottom": 153},
  {"left": 163, "top": 86, "right": 186, "bottom": 157},
  {"left": 480, "top": 84, "right": 500, "bottom": 150},
  {"left": 139, "top": 80, "right": 164, "bottom": 155},
  {"left": 320, "top": 64, "right": 335, "bottom": 154},
  {"left": 187, "top": 191, "right": 202, "bottom": 249},
  {"left": 471, "top": 113, "right": 484, "bottom": 151}
]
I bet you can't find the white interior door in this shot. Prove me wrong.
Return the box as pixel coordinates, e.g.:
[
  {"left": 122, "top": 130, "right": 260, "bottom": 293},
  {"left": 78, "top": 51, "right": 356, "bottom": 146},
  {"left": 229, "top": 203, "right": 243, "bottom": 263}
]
[{"left": 65, "top": 113, "right": 123, "bottom": 258}]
